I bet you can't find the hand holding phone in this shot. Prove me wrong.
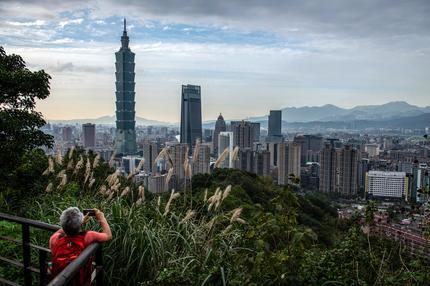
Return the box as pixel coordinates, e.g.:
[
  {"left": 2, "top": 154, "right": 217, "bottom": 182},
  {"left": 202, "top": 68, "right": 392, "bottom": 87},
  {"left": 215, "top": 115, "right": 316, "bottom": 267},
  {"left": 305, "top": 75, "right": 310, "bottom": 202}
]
[{"left": 83, "top": 209, "right": 96, "bottom": 216}]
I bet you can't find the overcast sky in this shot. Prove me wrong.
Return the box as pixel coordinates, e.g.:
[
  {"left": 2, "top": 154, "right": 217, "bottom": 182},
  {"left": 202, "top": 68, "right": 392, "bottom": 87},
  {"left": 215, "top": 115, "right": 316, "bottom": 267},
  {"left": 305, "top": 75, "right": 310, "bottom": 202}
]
[{"left": 1, "top": 0, "right": 430, "bottom": 122}]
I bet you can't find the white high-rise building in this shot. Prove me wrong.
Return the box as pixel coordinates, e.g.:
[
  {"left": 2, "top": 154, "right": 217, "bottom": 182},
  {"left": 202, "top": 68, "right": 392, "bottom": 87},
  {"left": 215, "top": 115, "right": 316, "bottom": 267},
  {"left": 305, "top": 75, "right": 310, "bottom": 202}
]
[
  {"left": 218, "top": 131, "right": 234, "bottom": 168},
  {"left": 366, "top": 171, "right": 408, "bottom": 199}
]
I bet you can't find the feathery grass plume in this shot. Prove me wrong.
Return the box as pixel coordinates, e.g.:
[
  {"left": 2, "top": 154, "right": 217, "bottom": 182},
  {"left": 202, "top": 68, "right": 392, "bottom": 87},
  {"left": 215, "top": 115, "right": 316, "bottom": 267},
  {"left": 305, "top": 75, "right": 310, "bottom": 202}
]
[
  {"left": 88, "top": 178, "right": 96, "bottom": 188},
  {"left": 68, "top": 146, "right": 75, "bottom": 159},
  {"left": 56, "top": 169, "right": 66, "bottom": 179},
  {"left": 136, "top": 158, "right": 145, "bottom": 173},
  {"left": 55, "top": 150, "right": 62, "bottom": 165},
  {"left": 92, "top": 154, "right": 100, "bottom": 169},
  {"left": 230, "top": 208, "right": 243, "bottom": 224},
  {"left": 157, "top": 196, "right": 161, "bottom": 208},
  {"left": 112, "top": 181, "right": 121, "bottom": 192},
  {"left": 67, "top": 159, "right": 74, "bottom": 170},
  {"left": 108, "top": 150, "right": 117, "bottom": 167},
  {"left": 84, "top": 158, "right": 92, "bottom": 184},
  {"left": 192, "top": 139, "right": 201, "bottom": 163},
  {"left": 165, "top": 167, "right": 174, "bottom": 186},
  {"left": 45, "top": 182, "right": 53, "bottom": 193},
  {"left": 183, "top": 157, "right": 192, "bottom": 178},
  {"left": 203, "top": 189, "right": 208, "bottom": 202},
  {"left": 57, "top": 174, "right": 67, "bottom": 190},
  {"left": 107, "top": 170, "right": 120, "bottom": 187},
  {"left": 120, "top": 186, "right": 130, "bottom": 197},
  {"left": 74, "top": 155, "right": 84, "bottom": 174},
  {"left": 221, "top": 185, "right": 232, "bottom": 201},
  {"left": 163, "top": 189, "right": 180, "bottom": 216},
  {"left": 153, "top": 147, "right": 167, "bottom": 169},
  {"left": 135, "top": 198, "right": 143, "bottom": 206},
  {"left": 231, "top": 146, "right": 240, "bottom": 162},
  {"left": 214, "top": 147, "right": 229, "bottom": 168},
  {"left": 107, "top": 191, "right": 115, "bottom": 201},
  {"left": 138, "top": 185, "right": 145, "bottom": 202},
  {"left": 164, "top": 147, "right": 173, "bottom": 166},
  {"left": 99, "top": 185, "right": 107, "bottom": 195},
  {"left": 222, "top": 224, "right": 233, "bottom": 235},
  {"left": 181, "top": 210, "right": 196, "bottom": 223},
  {"left": 207, "top": 187, "right": 221, "bottom": 211},
  {"left": 206, "top": 217, "right": 217, "bottom": 232},
  {"left": 235, "top": 218, "right": 247, "bottom": 224},
  {"left": 43, "top": 156, "right": 55, "bottom": 175}
]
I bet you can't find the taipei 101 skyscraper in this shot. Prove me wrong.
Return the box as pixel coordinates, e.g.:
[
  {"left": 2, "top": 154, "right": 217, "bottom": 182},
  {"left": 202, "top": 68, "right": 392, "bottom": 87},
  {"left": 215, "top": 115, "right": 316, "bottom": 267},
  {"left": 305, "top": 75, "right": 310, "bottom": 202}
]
[{"left": 114, "top": 19, "right": 137, "bottom": 155}]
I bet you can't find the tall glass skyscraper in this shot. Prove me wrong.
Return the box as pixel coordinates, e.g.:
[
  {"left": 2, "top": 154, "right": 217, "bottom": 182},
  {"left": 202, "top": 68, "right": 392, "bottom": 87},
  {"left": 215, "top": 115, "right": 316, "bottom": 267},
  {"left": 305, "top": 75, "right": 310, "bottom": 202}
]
[
  {"left": 114, "top": 19, "right": 137, "bottom": 155},
  {"left": 180, "top": 85, "right": 202, "bottom": 150}
]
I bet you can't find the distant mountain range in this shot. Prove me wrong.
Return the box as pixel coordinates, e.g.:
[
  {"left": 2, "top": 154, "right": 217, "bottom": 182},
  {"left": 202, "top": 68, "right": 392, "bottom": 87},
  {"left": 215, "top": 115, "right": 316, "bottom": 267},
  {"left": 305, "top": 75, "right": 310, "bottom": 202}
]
[
  {"left": 48, "top": 115, "right": 172, "bottom": 126},
  {"left": 249, "top": 101, "right": 430, "bottom": 123},
  {"left": 48, "top": 101, "right": 430, "bottom": 130}
]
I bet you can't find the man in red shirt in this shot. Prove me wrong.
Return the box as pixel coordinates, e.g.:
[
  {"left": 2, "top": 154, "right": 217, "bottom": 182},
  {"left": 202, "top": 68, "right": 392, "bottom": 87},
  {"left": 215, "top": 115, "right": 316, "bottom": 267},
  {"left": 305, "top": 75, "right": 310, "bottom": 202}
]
[{"left": 49, "top": 207, "right": 112, "bottom": 284}]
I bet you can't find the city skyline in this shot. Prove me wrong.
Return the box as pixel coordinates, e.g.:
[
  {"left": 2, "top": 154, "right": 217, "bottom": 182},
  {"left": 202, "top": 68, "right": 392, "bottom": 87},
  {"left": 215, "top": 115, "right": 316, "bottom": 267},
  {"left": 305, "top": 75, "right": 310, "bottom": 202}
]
[{"left": 1, "top": 0, "right": 430, "bottom": 122}]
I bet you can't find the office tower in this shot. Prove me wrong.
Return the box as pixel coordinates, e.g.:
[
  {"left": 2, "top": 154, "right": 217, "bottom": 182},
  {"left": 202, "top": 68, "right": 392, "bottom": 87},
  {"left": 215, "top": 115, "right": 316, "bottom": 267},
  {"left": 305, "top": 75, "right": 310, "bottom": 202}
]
[
  {"left": 82, "top": 123, "right": 96, "bottom": 148},
  {"left": 293, "top": 134, "right": 323, "bottom": 166},
  {"left": 149, "top": 173, "right": 167, "bottom": 194},
  {"left": 218, "top": 131, "right": 234, "bottom": 168},
  {"left": 268, "top": 110, "right": 282, "bottom": 138},
  {"left": 266, "top": 142, "right": 280, "bottom": 167},
  {"left": 278, "top": 142, "right": 301, "bottom": 185},
  {"left": 337, "top": 145, "right": 360, "bottom": 196},
  {"left": 358, "top": 158, "right": 370, "bottom": 195},
  {"left": 114, "top": 19, "right": 137, "bottom": 156},
  {"left": 62, "top": 126, "right": 73, "bottom": 142},
  {"left": 169, "top": 143, "right": 188, "bottom": 189},
  {"left": 143, "top": 141, "right": 158, "bottom": 174},
  {"left": 254, "top": 150, "right": 270, "bottom": 177},
  {"left": 366, "top": 171, "right": 408, "bottom": 200},
  {"left": 319, "top": 143, "right": 337, "bottom": 193},
  {"left": 213, "top": 113, "right": 226, "bottom": 155},
  {"left": 180, "top": 84, "right": 202, "bottom": 151},
  {"left": 251, "top": 122, "right": 260, "bottom": 143},
  {"left": 192, "top": 143, "right": 211, "bottom": 175},
  {"left": 235, "top": 148, "right": 254, "bottom": 173},
  {"left": 233, "top": 121, "right": 253, "bottom": 149}
]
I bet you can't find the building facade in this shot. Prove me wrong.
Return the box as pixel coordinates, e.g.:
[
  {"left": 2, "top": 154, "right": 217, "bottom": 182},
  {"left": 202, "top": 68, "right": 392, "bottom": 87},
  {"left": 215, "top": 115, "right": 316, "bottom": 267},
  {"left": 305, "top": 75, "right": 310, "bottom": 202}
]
[
  {"left": 114, "top": 19, "right": 137, "bottom": 155},
  {"left": 366, "top": 171, "right": 408, "bottom": 199},
  {"left": 213, "top": 113, "right": 226, "bottom": 155},
  {"left": 233, "top": 121, "right": 253, "bottom": 149},
  {"left": 218, "top": 131, "right": 234, "bottom": 168},
  {"left": 82, "top": 123, "right": 95, "bottom": 148},
  {"left": 180, "top": 85, "right": 202, "bottom": 150}
]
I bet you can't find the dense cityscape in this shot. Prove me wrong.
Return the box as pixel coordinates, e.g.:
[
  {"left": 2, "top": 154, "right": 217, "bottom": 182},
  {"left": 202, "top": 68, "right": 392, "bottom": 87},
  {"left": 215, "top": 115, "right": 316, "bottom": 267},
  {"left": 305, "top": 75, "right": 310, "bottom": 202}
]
[{"left": 1, "top": 1, "right": 430, "bottom": 285}]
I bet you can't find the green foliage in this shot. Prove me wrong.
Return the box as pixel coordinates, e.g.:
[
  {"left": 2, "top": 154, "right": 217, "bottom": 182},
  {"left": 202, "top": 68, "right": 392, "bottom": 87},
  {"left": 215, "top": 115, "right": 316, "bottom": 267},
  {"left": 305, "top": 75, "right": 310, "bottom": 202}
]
[{"left": 0, "top": 46, "right": 53, "bottom": 193}]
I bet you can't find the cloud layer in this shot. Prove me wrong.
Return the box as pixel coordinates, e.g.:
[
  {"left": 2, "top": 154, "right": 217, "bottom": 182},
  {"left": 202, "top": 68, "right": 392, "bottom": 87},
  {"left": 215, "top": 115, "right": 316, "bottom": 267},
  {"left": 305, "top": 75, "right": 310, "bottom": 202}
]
[{"left": 1, "top": 0, "right": 429, "bottom": 121}]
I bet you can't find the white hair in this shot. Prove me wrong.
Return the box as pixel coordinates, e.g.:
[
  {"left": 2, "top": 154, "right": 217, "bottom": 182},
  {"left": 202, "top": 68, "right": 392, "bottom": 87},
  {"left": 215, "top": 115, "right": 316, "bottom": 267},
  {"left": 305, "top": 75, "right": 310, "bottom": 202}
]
[{"left": 60, "top": 207, "right": 83, "bottom": 235}]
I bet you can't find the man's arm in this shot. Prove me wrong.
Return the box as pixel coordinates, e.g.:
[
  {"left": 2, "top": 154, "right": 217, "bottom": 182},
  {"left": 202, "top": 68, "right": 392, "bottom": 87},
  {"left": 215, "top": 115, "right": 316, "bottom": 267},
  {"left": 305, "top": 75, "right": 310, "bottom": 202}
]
[{"left": 94, "top": 208, "right": 112, "bottom": 240}]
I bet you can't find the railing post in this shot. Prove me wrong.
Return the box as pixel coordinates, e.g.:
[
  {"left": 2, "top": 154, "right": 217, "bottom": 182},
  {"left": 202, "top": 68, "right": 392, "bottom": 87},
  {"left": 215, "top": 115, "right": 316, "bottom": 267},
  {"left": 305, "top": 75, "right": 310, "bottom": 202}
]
[
  {"left": 39, "top": 249, "right": 47, "bottom": 286},
  {"left": 95, "top": 245, "right": 103, "bottom": 286},
  {"left": 22, "top": 224, "right": 32, "bottom": 286}
]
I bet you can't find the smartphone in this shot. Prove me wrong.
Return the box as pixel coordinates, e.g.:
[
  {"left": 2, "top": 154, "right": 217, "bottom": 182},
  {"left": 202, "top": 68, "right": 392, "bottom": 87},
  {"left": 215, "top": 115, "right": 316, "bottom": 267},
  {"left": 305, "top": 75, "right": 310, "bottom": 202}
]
[{"left": 83, "top": 209, "right": 96, "bottom": 216}]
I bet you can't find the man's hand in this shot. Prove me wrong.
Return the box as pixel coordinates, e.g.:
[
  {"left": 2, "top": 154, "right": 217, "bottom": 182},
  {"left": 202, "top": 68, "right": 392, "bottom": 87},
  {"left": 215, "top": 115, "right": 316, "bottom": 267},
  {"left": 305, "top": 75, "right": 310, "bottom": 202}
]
[
  {"left": 83, "top": 214, "right": 90, "bottom": 225},
  {"left": 94, "top": 208, "right": 105, "bottom": 222}
]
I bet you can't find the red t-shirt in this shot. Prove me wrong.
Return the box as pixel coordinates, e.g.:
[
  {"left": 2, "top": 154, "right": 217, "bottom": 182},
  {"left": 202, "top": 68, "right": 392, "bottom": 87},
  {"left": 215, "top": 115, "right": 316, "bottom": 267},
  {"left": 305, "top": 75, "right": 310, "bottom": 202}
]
[{"left": 49, "top": 230, "right": 110, "bottom": 251}]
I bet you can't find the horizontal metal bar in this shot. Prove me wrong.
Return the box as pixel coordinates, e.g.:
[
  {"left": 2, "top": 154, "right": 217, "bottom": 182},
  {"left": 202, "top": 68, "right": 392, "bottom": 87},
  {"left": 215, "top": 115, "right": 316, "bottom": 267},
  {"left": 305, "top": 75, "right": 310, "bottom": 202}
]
[
  {"left": 29, "top": 243, "right": 51, "bottom": 253},
  {"left": 0, "top": 256, "right": 23, "bottom": 268},
  {"left": 0, "top": 236, "right": 21, "bottom": 244},
  {"left": 47, "top": 243, "right": 101, "bottom": 286},
  {"left": 0, "top": 277, "right": 21, "bottom": 286},
  {"left": 0, "top": 213, "right": 60, "bottom": 232}
]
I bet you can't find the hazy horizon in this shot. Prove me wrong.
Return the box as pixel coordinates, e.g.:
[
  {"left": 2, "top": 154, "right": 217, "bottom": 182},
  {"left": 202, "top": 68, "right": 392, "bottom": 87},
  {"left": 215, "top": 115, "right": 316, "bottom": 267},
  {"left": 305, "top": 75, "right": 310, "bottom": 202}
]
[{"left": 2, "top": 0, "right": 430, "bottom": 121}]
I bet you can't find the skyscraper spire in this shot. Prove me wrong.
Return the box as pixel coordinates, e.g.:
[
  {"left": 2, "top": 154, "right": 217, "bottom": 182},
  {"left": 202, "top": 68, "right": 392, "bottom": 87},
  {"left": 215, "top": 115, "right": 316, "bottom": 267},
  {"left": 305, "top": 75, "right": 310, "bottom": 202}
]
[
  {"left": 123, "top": 18, "right": 126, "bottom": 32},
  {"left": 121, "top": 18, "right": 129, "bottom": 48}
]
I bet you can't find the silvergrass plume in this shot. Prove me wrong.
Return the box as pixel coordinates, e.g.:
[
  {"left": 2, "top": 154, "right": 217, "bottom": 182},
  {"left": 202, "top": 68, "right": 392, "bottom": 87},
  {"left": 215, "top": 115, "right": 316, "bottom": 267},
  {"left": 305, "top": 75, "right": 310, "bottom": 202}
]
[
  {"left": 163, "top": 189, "right": 180, "bottom": 216},
  {"left": 230, "top": 208, "right": 243, "bottom": 224},
  {"left": 192, "top": 138, "right": 201, "bottom": 163},
  {"left": 109, "top": 150, "right": 116, "bottom": 167},
  {"left": 203, "top": 189, "right": 208, "bottom": 202},
  {"left": 214, "top": 148, "right": 229, "bottom": 168},
  {"left": 93, "top": 154, "right": 100, "bottom": 169},
  {"left": 120, "top": 186, "right": 130, "bottom": 197},
  {"left": 55, "top": 150, "right": 62, "bottom": 165},
  {"left": 222, "top": 185, "right": 232, "bottom": 201},
  {"left": 231, "top": 146, "right": 240, "bottom": 162},
  {"left": 138, "top": 185, "right": 145, "bottom": 202},
  {"left": 181, "top": 210, "right": 196, "bottom": 223},
  {"left": 165, "top": 167, "right": 174, "bottom": 186},
  {"left": 45, "top": 182, "right": 53, "bottom": 193}
]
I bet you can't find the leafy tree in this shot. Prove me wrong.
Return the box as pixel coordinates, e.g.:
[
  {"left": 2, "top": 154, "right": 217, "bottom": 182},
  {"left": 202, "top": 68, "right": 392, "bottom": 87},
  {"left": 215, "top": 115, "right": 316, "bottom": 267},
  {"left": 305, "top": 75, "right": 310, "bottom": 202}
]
[{"left": 0, "top": 46, "right": 53, "bottom": 190}]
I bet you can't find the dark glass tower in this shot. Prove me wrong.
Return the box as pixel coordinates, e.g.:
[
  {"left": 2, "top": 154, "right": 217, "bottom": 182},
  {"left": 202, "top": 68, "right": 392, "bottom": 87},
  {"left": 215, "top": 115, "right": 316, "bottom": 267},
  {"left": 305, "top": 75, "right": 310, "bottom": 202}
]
[
  {"left": 114, "top": 19, "right": 137, "bottom": 155},
  {"left": 180, "top": 85, "right": 202, "bottom": 150}
]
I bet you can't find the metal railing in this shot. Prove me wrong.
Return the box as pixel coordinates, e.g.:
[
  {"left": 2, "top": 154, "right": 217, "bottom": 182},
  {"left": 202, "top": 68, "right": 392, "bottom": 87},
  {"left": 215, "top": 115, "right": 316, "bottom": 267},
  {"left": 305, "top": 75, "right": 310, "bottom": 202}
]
[{"left": 0, "top": 212, "right": 103, "bottom": 286}]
